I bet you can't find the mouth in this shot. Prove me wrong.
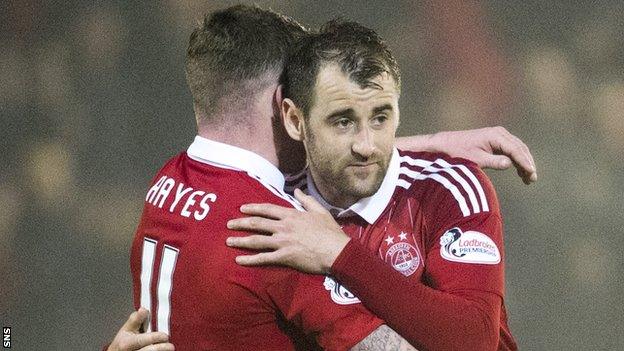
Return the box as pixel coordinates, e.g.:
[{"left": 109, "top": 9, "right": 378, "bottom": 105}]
[{"left": 348, "top": 162, "right": 379, "bottom": 172}]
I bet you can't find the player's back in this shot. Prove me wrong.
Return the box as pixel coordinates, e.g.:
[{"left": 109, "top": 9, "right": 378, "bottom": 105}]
[{"left": 130, "top": 151, "right": 301, "bottom": 350}]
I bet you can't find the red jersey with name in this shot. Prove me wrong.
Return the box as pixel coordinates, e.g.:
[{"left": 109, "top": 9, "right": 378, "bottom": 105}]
[
  {"left": 130, "top": 138, "right": 382, "bottom": 351},
  {"left": 286, "top": 149, "right": 517, "bottom": 351}
]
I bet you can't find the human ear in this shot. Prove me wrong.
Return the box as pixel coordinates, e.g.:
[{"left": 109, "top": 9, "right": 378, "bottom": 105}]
[{"left": 281, "top": 98, "right": 305, "bottom": 142}]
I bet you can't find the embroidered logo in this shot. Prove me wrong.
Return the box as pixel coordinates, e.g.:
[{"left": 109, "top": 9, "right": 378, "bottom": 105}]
[
  {"left": 440, "top": 227, "right": 500, "bottom": 264},
  {"left": 384, "top": 232, "right": 420, "bottom": 276},
  {"left": 323, "top": 276, "right": 360, "bottom": 305}
]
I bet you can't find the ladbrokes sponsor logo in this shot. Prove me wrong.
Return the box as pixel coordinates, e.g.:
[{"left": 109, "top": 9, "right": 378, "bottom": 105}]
[
  {"left": 323, "top": 276, "right": 361, "bottom": 305},
  {"left": 440, "top": 227, "right": 500, "bottom": 264}
]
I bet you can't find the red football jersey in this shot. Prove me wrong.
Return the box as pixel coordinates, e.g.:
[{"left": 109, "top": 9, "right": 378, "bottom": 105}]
[
  {"left": 286, "top": 148, "right": 517, "bottom": 350},
  {"left": 130, "top": 136, "right": 382, "bottom": 351}
]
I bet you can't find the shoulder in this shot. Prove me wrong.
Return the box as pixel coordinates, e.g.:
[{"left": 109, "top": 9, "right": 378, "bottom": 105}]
[
  {"left": 184, "top": 152, "right": 302, "bottom": 210},
  {"left": 244, "top": 173, "right": 303, "bottom": 210},
  {"left": 396, "top": 149, "right": 499, "bottom": 219}
]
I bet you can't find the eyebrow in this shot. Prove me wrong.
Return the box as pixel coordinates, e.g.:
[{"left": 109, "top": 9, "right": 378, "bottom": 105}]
[
  {"left": 326, "top": 108, "right": 355, "bottom": 120},
  {"left": 326, "top": 104, "right": 394, "bottom": 120},
  {"left": 373, "top": 104, "right": 393, "bottom": 115}
]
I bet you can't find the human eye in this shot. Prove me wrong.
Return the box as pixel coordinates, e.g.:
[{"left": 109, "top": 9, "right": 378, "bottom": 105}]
[
  {"left": 371, "top": 114, "right": 388, "bottom": 127},
  {"left": 334, "top": 117, "right": 354, "bottom": 129}
]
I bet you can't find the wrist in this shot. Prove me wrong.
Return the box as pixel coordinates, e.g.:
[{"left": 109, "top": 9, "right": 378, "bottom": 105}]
[
  {"left": 323, "top": 235, "right": 351, "bottom": 274},
  {"left": 423, "top": 131, "right": 450, "bottom": 153},
  {"left": 395, "top": 134, "right": 432, "bottom": 152}
]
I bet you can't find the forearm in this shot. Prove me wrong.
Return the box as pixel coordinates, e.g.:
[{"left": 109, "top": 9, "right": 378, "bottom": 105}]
[
  {"left": 332, "top": 240, "right": 500, "bottom": 351},
  {"left": 351, "top": 325, "right": 418, "bottom": 351},
  {"left": 395, "top": 134, "right": 437, "bottom": 153}
]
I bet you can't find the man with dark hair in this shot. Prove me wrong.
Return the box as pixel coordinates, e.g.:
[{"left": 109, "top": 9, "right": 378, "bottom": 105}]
[
  {"left": 282, "top": 19, "right": 401, "bottom": 119},
  {"left": 106, "top": 5, "right": 532, "bottom": 351},
  {"left": 227, "top": 20, "right": 517, "bottom": 350},
  {"left": 122, "top": 7, "right": 391, "bottom": 351},
  {"left": 186, "top": 5, "right": 306, "bottom": 126},
  {"left": 281, "top": 20, "right": 403, "bottom": 206}
]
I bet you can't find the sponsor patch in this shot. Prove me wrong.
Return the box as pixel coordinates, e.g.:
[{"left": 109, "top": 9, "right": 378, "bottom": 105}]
[
  {"left": 323, "top": 276, "right": 360, "bottom": 305},
  {"left": 385, "top": 233, "right": 420, "bottom": 276},
  {"left": 439, "top": 227, "right": 500, "bottom": 264}
]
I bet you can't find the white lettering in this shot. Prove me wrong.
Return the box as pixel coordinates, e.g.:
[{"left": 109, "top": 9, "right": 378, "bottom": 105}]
[
  {"left": 195, "top": 193, "right": 217, "bottom": 220},
  {"left": 146, "top": 176, "right": 167, "bottom": 203},
  {"left": 181, "top": 190, "right": 205, "bottom": 218},
  {"left": 146, "top": 176, "right": 217, "bottom": 221},
  {"left": 169, "top": 183, "right": 193, "bottom": 213},
  {"left": 3, "top": 327, "right": 9, "bottom": 348},
  {"left": 153, "top": 178, "right": 175, "bottom": 208}
]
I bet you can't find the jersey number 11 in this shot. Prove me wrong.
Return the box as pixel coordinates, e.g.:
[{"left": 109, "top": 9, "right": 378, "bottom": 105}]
[{"left": 139, "top": 237, "right": 180, "bottom": 335}]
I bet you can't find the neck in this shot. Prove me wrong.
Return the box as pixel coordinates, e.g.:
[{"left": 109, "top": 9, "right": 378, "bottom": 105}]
[
  {"left": 197, "top": 120, "right": 278, "bottom": 167},
  {"left": 195, "top": 82, "right": 279, "bottom": 166},
  {"left": 309, "top": 170, "right": 357, "bottom": 209}
]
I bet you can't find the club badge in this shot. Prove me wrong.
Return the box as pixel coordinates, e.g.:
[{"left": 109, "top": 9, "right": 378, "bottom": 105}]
[{"left": 384, "top": 232, "right": 420, "bottom": 276}]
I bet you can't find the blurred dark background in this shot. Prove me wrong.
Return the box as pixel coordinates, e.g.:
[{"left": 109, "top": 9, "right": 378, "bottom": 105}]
[{"left": 1, "top": 0, "right": 623, "bottom": 349}]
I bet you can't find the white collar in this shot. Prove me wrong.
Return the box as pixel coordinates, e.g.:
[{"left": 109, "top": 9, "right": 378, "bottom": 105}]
[
  {"left": 186, "top": 136, "right": 285, "bottom": 192},
  {"left": 306, "top": 148, "right": 401, "bottom": 224}
]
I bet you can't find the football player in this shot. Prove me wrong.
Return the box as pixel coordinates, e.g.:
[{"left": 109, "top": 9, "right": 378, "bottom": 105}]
[
  {"left": 226, "top": 20, "right": 519, "bottom": 350},
  {"left": 106, "top": 6, "right": 533, "bottom": 351}
]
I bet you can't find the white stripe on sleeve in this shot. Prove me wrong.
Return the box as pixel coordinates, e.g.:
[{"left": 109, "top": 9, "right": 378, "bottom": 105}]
[
  {"left": 429, "top": 158, "right": 481, "bottom": 213},
  {"left": 399, "top": 167, "right": 471, "bottom": 217}
]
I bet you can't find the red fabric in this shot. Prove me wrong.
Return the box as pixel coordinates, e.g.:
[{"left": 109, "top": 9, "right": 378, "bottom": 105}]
[
  {"left": 330, "top": 150, "right": 517, "bottom": 351},
  {"left": 130, "top": 152, "right": 382, "bottom": 351}
]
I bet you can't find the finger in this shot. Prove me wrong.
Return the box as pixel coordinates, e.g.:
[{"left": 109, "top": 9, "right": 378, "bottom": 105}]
[
  {"left": 517, "top": 167, "right": 530, "bottom": 185},
  {"left": 517, "top": 166, "right": 537, "bottom": 185},
  {"left": 492, "top": 132, "right": 537, "bottom": 183},
  {"left": 227, "top": 216, "right": 281, "bottom": 233},
  {"left": 294, "top": 188, "right": 326, "bottom": 213},
  {"left": 235, "top": 250, "right": 285, "bottom": 266},
  {"left": 510, "top": 135, "right": 537, "bottom": 183},
  {"left": 226, "top": 234, "right": 281, "bottom": 250},
  {"left": 479, "top": 153, "right": 513, "bottom": 170},
  {"left": 123, "top": 332, "right": 169, "bottom": 350},
  {"left": 529, "top": 171, "right": 538, "bottom": 182},
  {"left": 138, "top": 343, "right": 175, "bottom": 351},
  {"left": 121, "top": 308, "right": 149, "bottom": 332},
  {"left": 499, "top": 132, "right": 535, "bottom": 174},
  {"left": 507, "top": 145, "right": 537, "bottom": 184},
  {"left": 509, "top": 133, "right": 536, "bottom": 172},
  {"left": 239, "top": 202, "right": 294, "bottom": 219}
]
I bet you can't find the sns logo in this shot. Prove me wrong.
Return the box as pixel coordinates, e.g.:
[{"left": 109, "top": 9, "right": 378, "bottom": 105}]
[
  {"left": 323, "top": 276, "right": 360, "bottom": 305},
  {"left": 440, "top": 228, "right": 500, "bottom": 265},
  {"left": 3, "top": 327, "right": 10, "bottom": 348}
]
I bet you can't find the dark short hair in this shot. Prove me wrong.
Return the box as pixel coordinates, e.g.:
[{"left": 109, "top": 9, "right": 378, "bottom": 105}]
[
  {"left": 282, "top": 19, "right": 401, "bottom": 116},
  {"left": 185, "top": 5, "right": 307, "bottom": 120}
]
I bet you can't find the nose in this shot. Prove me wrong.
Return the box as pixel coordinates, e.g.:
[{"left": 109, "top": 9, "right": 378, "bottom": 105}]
[{"left": 352, "top": 127, "right": 376, "bottom": 158}]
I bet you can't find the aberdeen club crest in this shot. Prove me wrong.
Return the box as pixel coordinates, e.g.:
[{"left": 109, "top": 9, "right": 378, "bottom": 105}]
[{"left": 384, "top": 231, "right": 420, "bottom": 276}]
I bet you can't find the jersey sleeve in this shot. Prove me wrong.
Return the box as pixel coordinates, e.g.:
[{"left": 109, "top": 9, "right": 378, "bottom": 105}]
[
  {"left": 266, "top": 273, "right": 383, "bottom": 351},
  {"left": 422, "top": 160, "right": 505, "bottom": 298}
]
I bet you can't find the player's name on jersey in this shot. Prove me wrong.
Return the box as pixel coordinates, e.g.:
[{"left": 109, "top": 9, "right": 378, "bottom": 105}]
[{"left": 145, "top": 175, "right": 217, "bottom": 221}]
